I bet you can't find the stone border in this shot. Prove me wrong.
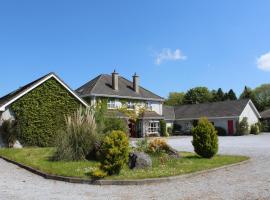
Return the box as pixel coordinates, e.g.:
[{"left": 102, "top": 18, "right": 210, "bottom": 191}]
[{"left": 0, "top": 155, "right": 250, "bottom": 185}]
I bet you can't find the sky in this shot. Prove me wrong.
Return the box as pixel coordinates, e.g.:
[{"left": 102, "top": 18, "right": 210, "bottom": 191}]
[{"left": 1, "top": 0, "right": 270, "bottom": 98}]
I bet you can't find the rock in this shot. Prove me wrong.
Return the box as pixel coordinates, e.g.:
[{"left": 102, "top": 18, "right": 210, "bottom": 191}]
[
  {"left": 13, "top": 140, "right": 23, "bottom": 149},
  {"left": 166, "top": 146, "right": 181, "bottom": 158},
  {"left": 128, "top": 152, "right": 152, "bottom": 169}
]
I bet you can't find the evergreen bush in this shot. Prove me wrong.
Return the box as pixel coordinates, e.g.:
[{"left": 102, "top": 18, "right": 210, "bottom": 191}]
[
  {"left": 192, "top": 117, "right": 218, "bottom": 158},
  {"left": 250, "top": 124, "right": 260, "bottom": 135},
  {"left": 236, "top": 117, "right": 249, "bottom": 135},
  {"left": 100, "top": 130, "right": 129, "bottom": 175},
  {"left": 159, "top": 119, "right": 168, "bottom": 137}
]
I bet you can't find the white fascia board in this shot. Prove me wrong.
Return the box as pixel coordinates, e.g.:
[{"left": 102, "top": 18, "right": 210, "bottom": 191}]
[
  {"left": 0, "top": 74, "right": 89, "bottom": 111},
  {"left": 174, "top": 116, "right": 239, "bottom": 121}
]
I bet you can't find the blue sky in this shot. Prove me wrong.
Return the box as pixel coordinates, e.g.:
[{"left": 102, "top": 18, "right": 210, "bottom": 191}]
[{"left": 1, "top": 0, "right": 270, "bottom": 98}]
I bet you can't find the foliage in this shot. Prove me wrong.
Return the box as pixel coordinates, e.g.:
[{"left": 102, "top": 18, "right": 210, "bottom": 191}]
[
  {"left": 191, "top": 117, "right": 218, "bottom": 158},
  {"left": 90, "top": 167, "right": 108, "bottom": 178},
  {"left": 53, "top": 107, "right": 98, "bottom": 161},
  {"left": 159, "top": 119, "right": 168, "bottom": 137},
  {"left": 212, "top": 88, "right": 225, "bottom": 102},
  {"left": 1, "top": 120, "right": 19, "bottom": 147},
  {"left": 256, "top": 122, "right": 262, "bottom": 133},
  {"left": 147, "top": 138, "right": 170, "bottom": 154},
  {"left": 135, "top": 138, "right": 149, "bottom": 152},
  {"left": 226, "top": 89, "right": 237, "bottom": 100},
  {"left": 184, "top": 87, "right": 212, "bottom": 104},
  {"left": 164, "top": 92, "right": 185, "bottom": 106},
  {"left": 215, "top": 126, "right": 227, "bottom": 136},
  {"left": 0, "top": 147, "right": 248, "bottom": 180},
  {"left": 10, "top": 78, "right": 82, "bottom": 147},
  {"left": 167, "top": 127, "right": 172, "bottom": 135},
  {"left": 103, "top": 117, "right": 128, "bottom": 134},
  {"left": 99, "top": 130, "right": 129, "bottom": 175},
  {"left": 236, "top": 117, "right": 249, "bottom": 135},
  {"left": 250, "top": 124, "right": 260, "bottom": 135},
  {"left": 253, "top": 84, "right": 270, "bottom": 111}
]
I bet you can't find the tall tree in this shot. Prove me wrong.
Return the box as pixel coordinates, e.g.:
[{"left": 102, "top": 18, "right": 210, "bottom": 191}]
[
  {"left": 213, "top": 88, "right": 225, "bottom": 101},
  {"left": 253, "top": 84, "right": 270, "bottom": 111},
  {"left": 240, "top": 86, "right": 260, "bottom": 111},
  {"left": 164, "top": 92, "right": 185, "bottom": 106},
  {"left": 227, "top": 89, "right": 237, "bottom": 100},
  {"left": 184, "top": 87, "right": 212, "bottom": 104}
]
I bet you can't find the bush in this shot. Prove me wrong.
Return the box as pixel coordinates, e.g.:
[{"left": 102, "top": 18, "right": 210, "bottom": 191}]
[
  {"left": 167, "top": 127, "right": 172, "bottom": 135},
  {"left": 100, "top": 130, "right": 129, "bottom": 175},
  {"left": 256, "top": 122, "right": 262, "bottom": 133},
  {"left": 104, "top": 117, "right": 128, "bottom": 134},
  {"left": 147, "top": 138, "right": 170, "bottom": 154},
  {"left": 90, "top": 168, "right": 108, "bottom": 179},
  {"left": 1, "top": 120, "right": 19, "bottom": 147},
  {"left": 236, "top": 117, "right": 249, "bottom": 135},
  {"left": 192, "top": 117, "right": 218, "bottom": 158},
  {"left": 215, "top": 126, "right": 227, "bottom": 136},
  {"left": 160, "top": 120, "right": 168, "bottom": 137},
  {"left": 53, "top": 107, "right": 98, "bottom": 161},
  {"left": 250, "top": 124, "right": 260, "bottom": 135},
  {"left": 135, "top": 138, "right": 149, "bottom": 152}
]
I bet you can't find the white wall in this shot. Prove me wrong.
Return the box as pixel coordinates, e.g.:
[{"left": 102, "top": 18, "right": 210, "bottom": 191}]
[{"left": 239, "top": 102, "right": 259, "bottom": 126}]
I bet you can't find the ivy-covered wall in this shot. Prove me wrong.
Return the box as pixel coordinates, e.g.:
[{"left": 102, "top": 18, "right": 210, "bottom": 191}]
[{"left": 11, "top": 78, "right": 83, "bottom": 147}]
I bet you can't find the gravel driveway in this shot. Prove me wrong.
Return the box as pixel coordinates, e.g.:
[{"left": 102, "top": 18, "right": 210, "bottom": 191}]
[{"left": 1, "top": 134, "right": 270, "bottom": 200}]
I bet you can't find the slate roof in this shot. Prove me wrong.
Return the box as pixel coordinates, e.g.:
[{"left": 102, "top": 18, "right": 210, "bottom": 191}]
[
  {"left": 76, "top": 74, "right": 164, "bottom": 101},
  {"left": 163, "top": 105, "right": 175, "bottom": 120},
  {"left": 139, "top": 111, "right": 164, "bottom": 119},
  {"left": 0, "top": 72, "right": 88, "bottom": 110},
  {"left": 260, "top": 109, "right": 270, "bottom": 119},
  {"left": 163, "top": 99, "right": 253, "bottom": 120}
]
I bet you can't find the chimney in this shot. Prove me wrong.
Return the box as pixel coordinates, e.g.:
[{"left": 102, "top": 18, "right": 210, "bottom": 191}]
[
  {"left": 133, "top": 73, "right": 139, "bottom": 93},
  {"left": 112, "top": 70, "right": 119, "bottom": 90}
]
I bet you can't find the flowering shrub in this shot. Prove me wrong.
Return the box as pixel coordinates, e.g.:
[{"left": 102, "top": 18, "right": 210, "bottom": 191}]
[{"left": 148, "top": 138, "right": 170, "bottom": 154}]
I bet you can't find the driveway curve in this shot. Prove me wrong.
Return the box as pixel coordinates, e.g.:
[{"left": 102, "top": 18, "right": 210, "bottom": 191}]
[{"left": 1, "top": 134, "right": 270, "bottom": 200}]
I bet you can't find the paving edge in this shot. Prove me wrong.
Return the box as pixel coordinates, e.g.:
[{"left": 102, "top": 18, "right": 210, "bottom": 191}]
[{"left": 0, "top": 155, "right": 250, "bottom": 185}]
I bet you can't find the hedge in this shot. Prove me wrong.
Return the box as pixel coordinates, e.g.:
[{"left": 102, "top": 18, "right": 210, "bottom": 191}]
[{"left": 11, "top": 78, "right": 82, "bottom": 147}]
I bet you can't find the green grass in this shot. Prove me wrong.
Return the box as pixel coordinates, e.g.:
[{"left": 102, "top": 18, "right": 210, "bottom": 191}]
[{"left": 0, "top": 148, "right": 249, "bottom": 180}]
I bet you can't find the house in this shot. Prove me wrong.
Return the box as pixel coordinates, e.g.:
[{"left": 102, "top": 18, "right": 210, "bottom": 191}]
[
  {"left": 163, "top": 99, "right": 261, "bottom": 135},
  {"left": 0, "top": 72, "right": 88, "bottom": 146},
  {"left": 76, "top": 71, "right": 165, "bottom": 137}
]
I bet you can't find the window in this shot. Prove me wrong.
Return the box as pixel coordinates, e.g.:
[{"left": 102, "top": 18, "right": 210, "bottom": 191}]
[
  {"left": 107, "top": 99, "right": 117, "bottom": 109},
  {"left": 146, "top": 102, "right": 152, "bottom": 110},
  {"left": 127, "top": 101, "right": 135, "bottom": 110},
  {"left": 185, "top": 122, "right": 192, "bottom": 130},
  {"left": 148, "top": 121, "right": 160, "bottom": 133}
]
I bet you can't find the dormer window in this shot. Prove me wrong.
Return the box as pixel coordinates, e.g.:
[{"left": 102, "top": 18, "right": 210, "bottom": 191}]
[
  {"left": 107, "top": 99, "right": 117, "bottom": 109},
  {"left": 127, "top": 101, "right": 135, "bottom": 110}
]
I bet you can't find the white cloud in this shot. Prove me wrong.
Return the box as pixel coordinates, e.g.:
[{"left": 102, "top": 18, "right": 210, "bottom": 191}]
[
  {"left": 155, "top": 48, "right": 186, "bottom": 65},
  {"left": 257, "top": 52, "right": 270, "bottom": 71}
]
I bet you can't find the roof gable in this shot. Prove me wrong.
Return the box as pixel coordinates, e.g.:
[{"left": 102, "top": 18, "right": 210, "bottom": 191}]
[
  {"left": 76, "top": 74, "right": 164, "bottom": 101},
  {"left": 0, "top": 73, "right": 88, "bottom": 111}
]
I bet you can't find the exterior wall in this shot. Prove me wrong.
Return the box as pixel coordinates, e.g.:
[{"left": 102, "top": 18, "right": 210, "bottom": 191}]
[
  {"left": 148, "top": 101, "right": 163, "bottom": 115},
  {"left": 239, "top": 102, "right": 259, "bottom": 126},
  {"left": 174, "top": 117, "right": 238, "bottom": 134}
]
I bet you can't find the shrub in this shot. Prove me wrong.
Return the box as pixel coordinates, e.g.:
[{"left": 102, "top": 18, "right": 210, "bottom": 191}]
[
  {"left": 250, "top": 124, "right": 260, "bottom": 135},
  {"left": 90, "top": 168, "right": 108, "bottom": 179},
  {"left": 256, "top": 122, "right": 262, "bottom": 133},
  {"left": 215, "top": 126, "right": 227, "bottom": 136},
  {"left": 103, "top": 117, "right": 128, "bottom": 134},
  {"left": 100, "top": 130, "right": 129, "bottom": 175},
  {"left": 192, "top": 117, "right": 218, "bottom": 158},
  {"left": 10, "top": 78, "right": 81, "bottom": 147},
  {"left": 167, "top": 127, "right": 172, "bottom": 135},
  {"left": 53, "top": 107, "right": 98, "bottom": 161},
  {"left": 135, "top": 138, "right": 149, "bottom": 152},
  {"left": 1, "top": 120, "right": 19, "bottom": 147},
  {"left": 147, "top": 138, "right": 170, "bottom": 154},
  {"left": 236, "top": 117, "right": 249, "bottom": 135},
  {"left": 160, "top": 120, "right": 168, "bottom": 137}
]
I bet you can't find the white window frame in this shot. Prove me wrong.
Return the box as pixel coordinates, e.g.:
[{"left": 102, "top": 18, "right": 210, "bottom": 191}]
[
  {"left": 147, "top": 121, "right": 160, "bottom": 134},
  {"left": 107, "top": 99, "right": 117, "bottom": 109},
  {"left": 146, "top": 102, "right": 152, "bottom": 111},
  {"left": 127, "top": 101, "right": 135, "bottom": 110}
]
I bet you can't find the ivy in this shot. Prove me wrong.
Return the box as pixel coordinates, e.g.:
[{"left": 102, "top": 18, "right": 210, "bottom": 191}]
[{"left": 11, "top": 78, "right": 82, "bottom": 147}]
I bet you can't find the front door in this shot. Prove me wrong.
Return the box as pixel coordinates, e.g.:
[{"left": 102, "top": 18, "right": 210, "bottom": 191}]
[{"left": 227, "top": 120, "right": 234, "bottom": 135}]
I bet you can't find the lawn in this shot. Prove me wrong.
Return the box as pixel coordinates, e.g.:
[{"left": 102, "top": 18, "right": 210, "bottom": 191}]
[{"left": 0, "top": 148, "right": 248, "bottom": 180}]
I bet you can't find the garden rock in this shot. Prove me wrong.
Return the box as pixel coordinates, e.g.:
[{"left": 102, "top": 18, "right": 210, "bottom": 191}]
[
  {"left": 13, "top": 140, "right": 23, "bottom": 149},
  {"left": 166, "top": 146, "right": 180, "bottom": 158},
  {"left": 128, "top": 152, "right": 152, "bottom": 169}
]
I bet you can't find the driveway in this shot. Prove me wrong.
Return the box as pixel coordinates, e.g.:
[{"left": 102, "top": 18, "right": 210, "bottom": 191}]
[{"left": 1, "top": 134, "right": 270, "bottom": 200}]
